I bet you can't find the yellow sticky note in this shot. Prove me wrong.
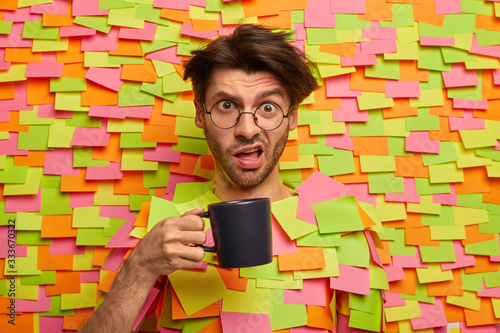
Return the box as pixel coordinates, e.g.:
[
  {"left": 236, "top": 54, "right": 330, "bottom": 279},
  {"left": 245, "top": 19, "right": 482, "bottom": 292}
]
[
  {"left": 416, "top": 263, "right": 453, "bottom": 284},
  {"left": 455, "top": 141, "right": 492, "bottom": 168},
  {"left": 360, "top": 155, "right": 396, "bottom": 173},
  {"left": 163, "top": 72, "right": 193, "bottom": 94},
  {"left": 256, "top": 273, "right": 303, "bottom": 290},
  {"left": 384, "top": 299, "right": 421, "bottom": 322},
  {"left": 174, "top": 116, "right": 204, "bottom": 138},
  {"left": 407, "top": 195, "right": 441, "bottom": 215},
  {"left": 317, "top": 64, "right": 356, "bottom": 78},
  {"left": 3, "top": 167, "right": 43, "bottom": 196},
  {"left": 271, "top": 196, "right": 317, "bottom": 240},
  {"left": 428, "top": 162, "right": 464, "bottom": 184},
  {"left": 0, "top": 64, "right": 27, "bottom": 83},
  {"left": 459, "top": 129, "right": 498, "bottom": 149},
  {"left": 5, "top": 246, "right": 41, "bottom": 276},
  {"left": 54, "top": 92, "right": 90, "bottom": 112},
  {"left": 451, "top": 206, "right": 489, "bottom": 226},
  {"left": 384, "top": 41, "right": 419, "bottom": 60},
  {"left": 16, "top": 212, "right": 43, "bottom": 231},
  {"left": 169, "top": 265, "right": 228, "bottom": 316},
  {"left": 61, "top": 283, "right": 98, "bottom": 310},
  {"left": 375, "top": 195, "right": 407, "bottom": 222},
  {"left": 73, "top": 247, "right": 99, "bottom": 271},
  {"left": 73, "top": 206, "right": 110, "bottom": 228},
  {"left": 409, "top": 89, "right": 444, "bottom": 108},
  {"left": 162, "top": 98, "right": 196, "bottom": 118},
  {"left": 369, "top": 261, "right": 389, "bottom": 290},
  {"left": 357, "top": 92, "right": 394, "bottom": 111},
  {"left": 486, "top": 161, "right": 500, "bottom": 177},
  {"left": 430, "top": 225, "right": 466, "bottom": 240},
  {"left": 155, "top": 22, "right": 191, "bottom": 44},
  {"left": 189, "top": 5, "right": 219, "bottom": 20},
  {"left": 446, "top": 290, "right": 481, "bottom": 311},
  {"left": 10, "top": 279, "right": 38, "bottom": 301},
  {"left": 32, "top": 38, "right": 69, "bottom": 52},
  {"left": 152, "top": 60, "right": 177, "bottom": 77},
  {"left": 48, "top": 119, "right": 76, "bottom": 148},
  {"left": 107, "top": 118, "right": 144, "bottom": 132},
  {"left": 84, "top": 52, "right": 120, "bottom": 68},
  {"left": 94, "top": 182, "right": 129, "bottom": 206},
  {"left": 279, "top": 155, "right": 315, "bottom": 170},
  {"left": 108, "top": 7, "right": 145, "bottom": 29},
  {"left": 384, "top": 118, "right": 409, "bottom": 137},
  {"left": 121, "top": 149, "right": 158, "bottom": 171}
]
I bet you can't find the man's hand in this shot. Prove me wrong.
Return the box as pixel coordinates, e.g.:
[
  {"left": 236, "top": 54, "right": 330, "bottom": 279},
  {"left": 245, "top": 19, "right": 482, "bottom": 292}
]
[
  {"left": 78, "top": 207, "right": 207, "bottom": 333},
  {"left": 128, "top": 206, "right": 208, "bottom": 280}
]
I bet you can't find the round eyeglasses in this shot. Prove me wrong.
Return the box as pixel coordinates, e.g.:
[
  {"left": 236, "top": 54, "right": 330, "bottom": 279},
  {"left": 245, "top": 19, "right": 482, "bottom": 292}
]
[{"left": 203, "top": 100, "right": 290, "bottom": 131}]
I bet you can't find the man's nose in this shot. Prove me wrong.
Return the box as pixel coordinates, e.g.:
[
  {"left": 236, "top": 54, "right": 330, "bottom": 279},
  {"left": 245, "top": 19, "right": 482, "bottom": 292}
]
[{"left": 233, "top": 111, "right": 261, "bottom": 139}]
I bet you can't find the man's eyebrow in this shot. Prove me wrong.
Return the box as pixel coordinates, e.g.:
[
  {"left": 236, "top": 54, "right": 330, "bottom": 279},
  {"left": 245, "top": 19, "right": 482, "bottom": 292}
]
[
  {"left": 257, "top": 88, "right": 286, "bottom": 100},
  {"left": 208, "top": 88, "right": 286, "bottom": 104}
]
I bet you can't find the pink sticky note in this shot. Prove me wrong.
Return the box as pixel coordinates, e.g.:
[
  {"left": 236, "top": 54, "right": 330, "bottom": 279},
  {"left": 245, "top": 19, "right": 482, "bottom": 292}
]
[
  {"left": 70, "top": 192, "right": 96, "bottom": 208},
  {"left": 453, "top": 98, "right": 488, "bottom": 110},
  {"left": 341, "top": 43, "right": 377, "bottom": 66},
  {"left": 284, "top": 278, "right": 327, "bottom": 306},
  {"left": 26, "top": 53, "right": 64, "bottom": 78},
  {"left": 221, "top": 312, "right": 272, "bottom": 333},
  {"left": 0, "top": 226, "right": 28, "bottom": 259},
  {"left": 81, "top": 271, "right": 100, "bottom": 283},
  {"left": 345, "top": 183, "right": 377, "bottom": 206},
  {"left": 3, "top": 7, "right": 41, "bottom": 22},
  {"left": 71, "top": 120, "right": 111, "bottom": 147},
  {"left": 39, "top": 317, "right": 64, "bottom": 333},
  {"left": 180, "top": 22, "right": 218, "bottom": 39},
  {"left": 296, "top": 171, "right": 349, "bottom": 224},
  {"left": 385, "top": 178, "right": 420, "bottom": 203},
  {"left": 459, "top": 322, "right": 497, "bottom": 333},
  {"left": 293, "top": 23, "right": 307, "bottom": 41},
  {"left": 410, "top": 298, "right": 448, "bottom": 330},
  {"left": 360, "top": 39, "right": 397, "bottom": 55},
  {"left": 419, "top": 36, "right": 455, "bottom": 46},
  {"left": 60, "top": 26, "right": 97, "bottom": 37},
  {"left": 442, "top": 63, "right": 479, "bottom": 88},
  {"left": 1, "top": 133, "right": 29, "bottom": 156},
  {"left": 44, "top": 149, "right": 80, "bottom": 176},
  {"left": 102, "top": 248, "right": 129, "bottom": 272},
  {"left": 405, "top": 131, "right": 440, "bottom": 154},
  {"left": 291, "top": 327, "right": 329, "bottom": 333},
  {"left": 72, "top": 0, "right": 108, "bottom": 16},
  {"left": 30, "top": 0, "right": 68, "bottom": 15},
  {"left": 383, "top": 263, "right": 406, "bottom": 282},
  {"left": 37, "top": 103, "right": 73, "bottom": 119},
  {"left": 16, "top": 286, "right": 51, "bottom": 312},
  {"left": 383, "top": 291, "right": 406, "bottom": 307},
  {"left": 385, "top": 80, "right": 421, "bottom": 98},
  {"left": 433, "top": 184, "right": 457, "bottom": 206},
  {"left": 330, "top": 0, "right": 365, "bottom": 14},
  {"left": 0, "top": 23, "right": 32, "bottom": 47},
  {"left": 119, "top": 21, "right": 157, "bottom": 41},
  {"left": 133, "top": 287, "right": 161, "bottom": 331},
  {"left": 449, "top": 110, "right": 485, "bottom": 130},
  {"left": 326, "top": 125, "right": 354, "bottom": 150},
  {"left": 0, "top": 81, "right": 32, "bottom": 111},
  {"left": 305, "top": 0, "right": 336, "bottom": 28},
  {"left": 362, "top": 22, "right": 397, "bottom": 40},
  {"left": 164, "top": 173, "right": 206, "bottom": 200},
  {"left": 364, "top": 229, "right": 383, "bottom": 267},
  {"left": 0, "top": 49, "right": 11, "bottom": 70},
  {"left": 105, "top": 218, "right": 141, "bottom": 249},
  {"left": 85, "top": 67, "right": 123, "bottom": 92},
  {"left": 144, "top": 144, "right": 182, "bottom": 163},
  {"left": 146, "top": 45, "right": 183, "bottom": 64},
  {"left": 332, "top": 98, "right": 369, "bottom": 122},
  {"left": 272, "top": 216, "right": 298, "bottom": 255},
  {"left": 325, "top": 75, "right": 362, "bottom": 98},
  {"left": 5, "top": 190, "right": 42, "bottom": 213},
  {"left": 330, "top": 264, "right": 370, "bottom": 295},
  {"left": 81, "top": 27, "right": 119, "bottom": 51},
  {"left": 470, "top": 34, "right": 500, "bottom": 58},
  {"left": 478, "top": 281, "right": 500, "bottom": 297},
  {"left": 493, "top": 69, "right": 500, "bottom": 85},
  {"left": 440, "top": 240, "right": 476, "bottom": 271},
  {"left": 86, "top": 162, "right": 124, "bottom": 180},
  {"left": 393, "top": 248, "right": 428, "bottom": 268},
  {"left": 435, "top": 0, "right": 462, "bottom": 14},
  {"left": 49, "top": 238, "right": 86, "bottom": 255}
]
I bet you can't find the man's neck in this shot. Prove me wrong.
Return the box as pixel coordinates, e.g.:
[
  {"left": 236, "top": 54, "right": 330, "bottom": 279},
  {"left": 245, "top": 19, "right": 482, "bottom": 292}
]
[{"left": 213, "top": 171, "right": 294, "bottom": 203}]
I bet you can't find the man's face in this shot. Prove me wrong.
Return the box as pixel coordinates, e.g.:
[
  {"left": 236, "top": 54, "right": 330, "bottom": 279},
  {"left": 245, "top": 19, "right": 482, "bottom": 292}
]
[{"left": 195, "top": 68, "right": 298, "bottom": 189}]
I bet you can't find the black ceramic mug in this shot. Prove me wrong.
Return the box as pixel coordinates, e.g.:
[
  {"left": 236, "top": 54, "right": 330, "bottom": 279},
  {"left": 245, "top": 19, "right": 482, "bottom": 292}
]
[{"left": 197, "top": 198, "right": 272, "bottom": 269}]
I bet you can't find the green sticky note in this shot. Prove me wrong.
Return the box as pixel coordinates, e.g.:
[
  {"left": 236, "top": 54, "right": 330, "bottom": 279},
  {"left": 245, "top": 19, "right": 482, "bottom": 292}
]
[
  {"left": 313, "top": 196, "right": 364, "bottom": 234},
  {"left": 309, "top": 115, "right": 345, "bottom": 135},
  {"left": 336, "top": 232, "right": 369, "bottom": 267},
  {"left": 172, "top": 137, "right": 208, "bottom": 155},
  {"left": 73, "top": 16, "right": 111, "bottom": 33},
  {"left": 349, "top": 290, "right": 383, "bottom": 331},
  {"left": 296, "top": 230, "right": 340, "bottom": 247},
  {"left": 4, "top": 246, "right": 41, "bottom": 276},
  {"left": 409, "top": 89, "right": 444, "bottom": 108},
  {"left": 383, "top": 117, "right": 408, "bottom": 137},
  {"left": 365, "top": 55, "right": 399, "bottom": 80},
  {"left": 318, "top": 149, "right": 356, "bottom": 176},
  {"left": 419, "top": 240, "right": 457, "bottom": 262},
  {"left": 368, "top": 172, "right": 405, "bottom": 194},
  {"left": 414, "top": 177, "right": 450, "bottom": 195},
  {"left": 0, "top": 21, "right": 13, "bottom": 34},
  {"left": 73, "top": 148, "right": 109, "bottom": 167},
  {"left": 103, "top": 218, "right": 126, "bottom": 237},
  {"left": 0, "top": 157, "right": 28, "bottom": 184},
  {"left": 269, "top": 290, "right": 307, "bottom": 330},
  {"left": 465, "top": 234, "right": 499, "bottom": 256},
  {"left": 99, "top": 0, "right": 135, "bottom": 10},
  {"left": 388, "top": 137, "right": 413, "bottom": 157},
  {"left": 20, "top": 270, "right": 56, "bottom": 285},
  {"left": 76, "top": 228, "right": 112, "bottom": 246},
  {"left": 163, "top": 72, "right": 193, "bottom": 94},
  {"left": 148, "top": 196, "right": 179, "bottom": 231},
  {"left": 256, "top": 273, "right": 303, "bottom": 289},
  {"left": 404, "top": 108, "right": 440, "bottom": 131},
  {"left": 119, "top": 81, "right": 156, "bottom": 106},
  {"left": 16, "top": 212, "right": 43, "bottom": 231},
  {"left": 305, "top": 45, "right": 341, "bottom": 64},
  {"left": 461, "top": 0, "right": 495, "bottom": 15},
  {"left": 388, "top": 228, "right": 415, "bottom": 256},
  {"left": 108, "top": 7, "right": 145, "bottom": 28},
  {"left": 401, "top": 281, "right": 435, "bottom": 304},
  {"left": 20, "top": 108, "right": 55, "bottom": 125},
  {"left": 50, "top": 77, "right": 87, "bottom": 92},
  {"left": 66, "top": 112, "right": 101, "bottom": 128},
  {"left": 174, "top": 116, "right": 204, "bottom": 138},
  {"left": 479, "top": 213, "right": 500, "bottom": 234},
  {"left": 418, "top": 46, "right": 451, "bottom": 72},
  {"left": 384, "top": 41, "right": 418, "bottom": 61},
  {"left": 54, "top": 92, "right": 89, "bottom": 112},
  {"left": 107, "top": 118, "right": 144, "bottom": 133},
  {"left": 446, "top": 290, "right": 481, "bottom": 311},
  {"left": 452, "top": 206, "right": 489, "bottom": 226},
  {"left": 40, "top": 296, "right": 74, "bottom": 317},
  {"left": 349, "top": 110, "right": 385, "bottom": 137},
  {"left": 380, "top": 3, "right": 414, "bottom": 27},
  {"left": 22, "top": 20, "right": 59, "bottom": 40},
  {"left": 240, "top": 257, "right": 287, "bottom": 281},
  {"left": 0, "top": 64, "right": 27, "bottom": 83},
  {"left": 428, "top": 162, "right": 464, "bottom": 183},
  {"left": 419, "top": 19, "right": 453, "bottom": 38},
  {"left": 143, "top": 162, "right": 170, "bottom": 188},
  {"left": 417, "top": 263, "right": 454, "bottom": 283},
  {"left": 16, "top": 230, "right": 52, "bottom": 245},
  {"left": 447, "top": 85, "right": 482, "bottom": 103},
  {"left": 18, "top": 125, "right": 50, "bottom": 150},
  {"left": 120, "top": 132, "right": 156, "bottom": 148},
  {"left": 32, "top": 37, "right": 70, "bottom": 53},
  {"left": 422, "top": 141, "right": 458, "bottom": 166},
  {"left": 41, "top": 188, "right": 72, "bottom": 215},
  {"left": 136, "top": 3, "right": 170, "bottom": 26},
  {"left": 421, "top": 205, "right": 455, "bottom": 226},
  {"left": 407, "top": 195, "right": 441, "bottom": 215},
  {"left": 272, "top": 196, "right": 317, "bottom": 240},
  {"left": 155, "top": 22, "right": 190, "bottom": 44},
  {"left": 370, "top": 261, "right": 389, "bottom": 290},
  {"left": 357, "top": 92, "right": 394, "bottom": 111},
  {"left": 141, "top": 80, "right": 177, "bottom": 101},
  {"left": 306, "top": 28, "right": 338, "bottom": 45},
  {"left": 317, "top": 63, "right": 356, "bottom": 78},
  {"left": 61, "top": 283, "right": 98, "bottom": 310},
  {"left": 3, "top": 167, "right": 43, "bottom": 196},
  {"left": 170, "top": 265, "right": 228, "bottom": 316},
  {"left": 279, "top": 154, "right": 316, "bottom": 170},
  {"left": 360, "top": 156, "right": 396, "bottom": 173},
  {"left": 430, "top": 225, "right": 466, "bottom": 240}
]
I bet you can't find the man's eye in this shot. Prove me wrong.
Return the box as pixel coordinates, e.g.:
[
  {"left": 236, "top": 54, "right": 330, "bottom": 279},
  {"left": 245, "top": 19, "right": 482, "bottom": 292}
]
[
  {"left": 218, "top": 100, "right": 236, "bottom": 110},
  {"left": 259, "top": 103, "right": 278, "bottom": 114}
]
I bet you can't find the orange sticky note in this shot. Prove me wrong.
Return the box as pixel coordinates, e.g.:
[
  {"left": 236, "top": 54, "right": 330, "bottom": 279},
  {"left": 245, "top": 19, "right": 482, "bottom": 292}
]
[
  {"left": 241, "top": 0, "right": 280, "bottom": 17},
  {"left": 169, "top": 153, "right": 199, "bottom": 176},
  {"left": 334, "top": 156, "right": 369, "bottom": 184},
  {"left": 57, "top": 38, "right": 85, "bottom": 64},
  {"left": 134, "top": 202, "right": 151, "bottom": 227},
  {"left": 5, "top": 48, "right": 42, "bottom": 63},
  {"left": 142, "top": 124, "right": 178, "bottom": 143},
  {"left": 353, "top": 136, "right": 389, "bottom": 156},
  {"left": 405, "top": 226, "right": 439, "bottom": 247},
  {"left": 38, "top": 245, "right": 74, "bottom": 271},
  {"left": 46, "top": 271, "right": 81, "bottom": 296},
  {"left": 454, "top": 166, "right": 490, "bottom": 195},
  {"left": 160, "top": 8, "right": 191, "bottom": 23},
  {"left": 0, "top": 111, "right": 29, "bottom": 133},
  {"left": 93, "top": 133, "right": 122, "bottom": 163},
  {"left": 27, "top": 78, "right": 55, "bottom": 105},
  {"left": 42, "top": 0, "right": 74, "bottom": 27},
  {"left": 427, "top": 269, "right": 463, "bottom": 296},
  {"left": 215, "top": 267, "right": 248, "bottom": 292},
  {"left": 81, "top": 81, "right": 119, "bottom": 106},
  {"left": 394, "top": 153, "right": 430, "bottom": 178},
  {"left": 464, "top": 298, "right": 500, "bottom": 326},
  {"left": 92, "top": 246, "right": 112, "bottom": 267},
  {"left": 0, "top": 82, "right": 15, "bottom": 100},
  {"left": 171, "top": 289, "right": 220, "bottom": 320},
  {"left": 412, "top": 0, "right": 444, "bottom": 26},
  {"left": 358, "top": 0, "right": 392, "bottom": 21},
  {"left": 399, "top": 60, "right": 429, "bottom": 82},
  {"left": 60, "top": 169, "right": 99, "bottom": 192},
  {"left": 63, "top": 308, "right": 94, "bottom": 331},
  {"left": 306, "top": 84, "right": 342, "bottom": 110},
  {"left": 258, "top": 11, "right": 292, "bottom": 30},
  {"left": 351, "top": 69, "right": 386, "bottom": 93},
  {"left": 383, "top": 99, "right": 418, "bottom": 119},
  {"left": 192, "top": 19, "right": 219, "bottom": 31},
  {"left": 278, "top": 247, "right": 326, "bottom": 271},
  {"left": 114, "top": 171, "right": 149, "bottom": 195},
  {"left": 14, "top": 151, "right": 46, "bottom": 167},
  {"left": 121, "top": 60, "right": 157, "bottom": 83},
  {"left": 307, "top": 304, "right": 334, "bottom": 330},
  {"left": 41, "top": 215, "right": 78, "bottom": 238},
  {"left": 109, "top": 39, "right": 144, "bottom": 57},
  {"left": 319, "top": 43, "right": 356, "bottom": 58}
]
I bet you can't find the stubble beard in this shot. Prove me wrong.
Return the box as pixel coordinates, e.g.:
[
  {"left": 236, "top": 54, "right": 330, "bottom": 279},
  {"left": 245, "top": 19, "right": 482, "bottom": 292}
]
[{"left": 204, "top": 125, "right": 289, "bottom": 189}]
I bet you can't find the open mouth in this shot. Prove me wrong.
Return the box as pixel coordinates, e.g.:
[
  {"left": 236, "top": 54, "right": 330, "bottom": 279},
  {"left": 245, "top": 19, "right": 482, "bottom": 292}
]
[
  {"left": 235, "top": 148, "right": 262, "bottom": 161},
  {"left": 233, "top": 145, "right": 264, "bottom": 169}
]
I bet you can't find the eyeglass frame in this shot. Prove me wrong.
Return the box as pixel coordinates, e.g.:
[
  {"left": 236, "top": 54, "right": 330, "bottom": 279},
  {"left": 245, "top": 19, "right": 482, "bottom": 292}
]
[{"left": 202, "top": 99, "right": 293, "bottom": 131}]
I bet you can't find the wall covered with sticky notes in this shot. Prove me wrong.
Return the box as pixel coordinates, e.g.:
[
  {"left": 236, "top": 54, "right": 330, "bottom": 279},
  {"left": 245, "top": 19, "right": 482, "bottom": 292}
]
[{"left": 1, "top": 0, "right": 500, "bottom": 332}]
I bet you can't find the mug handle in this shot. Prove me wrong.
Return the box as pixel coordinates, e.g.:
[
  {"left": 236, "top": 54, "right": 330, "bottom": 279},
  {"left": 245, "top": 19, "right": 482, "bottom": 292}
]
[{"left": 195, "top": 211, "right": 216, "bottom": 253}]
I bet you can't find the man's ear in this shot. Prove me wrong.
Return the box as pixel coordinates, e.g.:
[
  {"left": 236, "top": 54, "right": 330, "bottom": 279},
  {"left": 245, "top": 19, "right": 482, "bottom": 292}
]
[
  {"left": 288, "top": 105, "right": 299, "bottom": 131},
  {"left": 194, "top": 101, "right": 205, "bottom": 129}
]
